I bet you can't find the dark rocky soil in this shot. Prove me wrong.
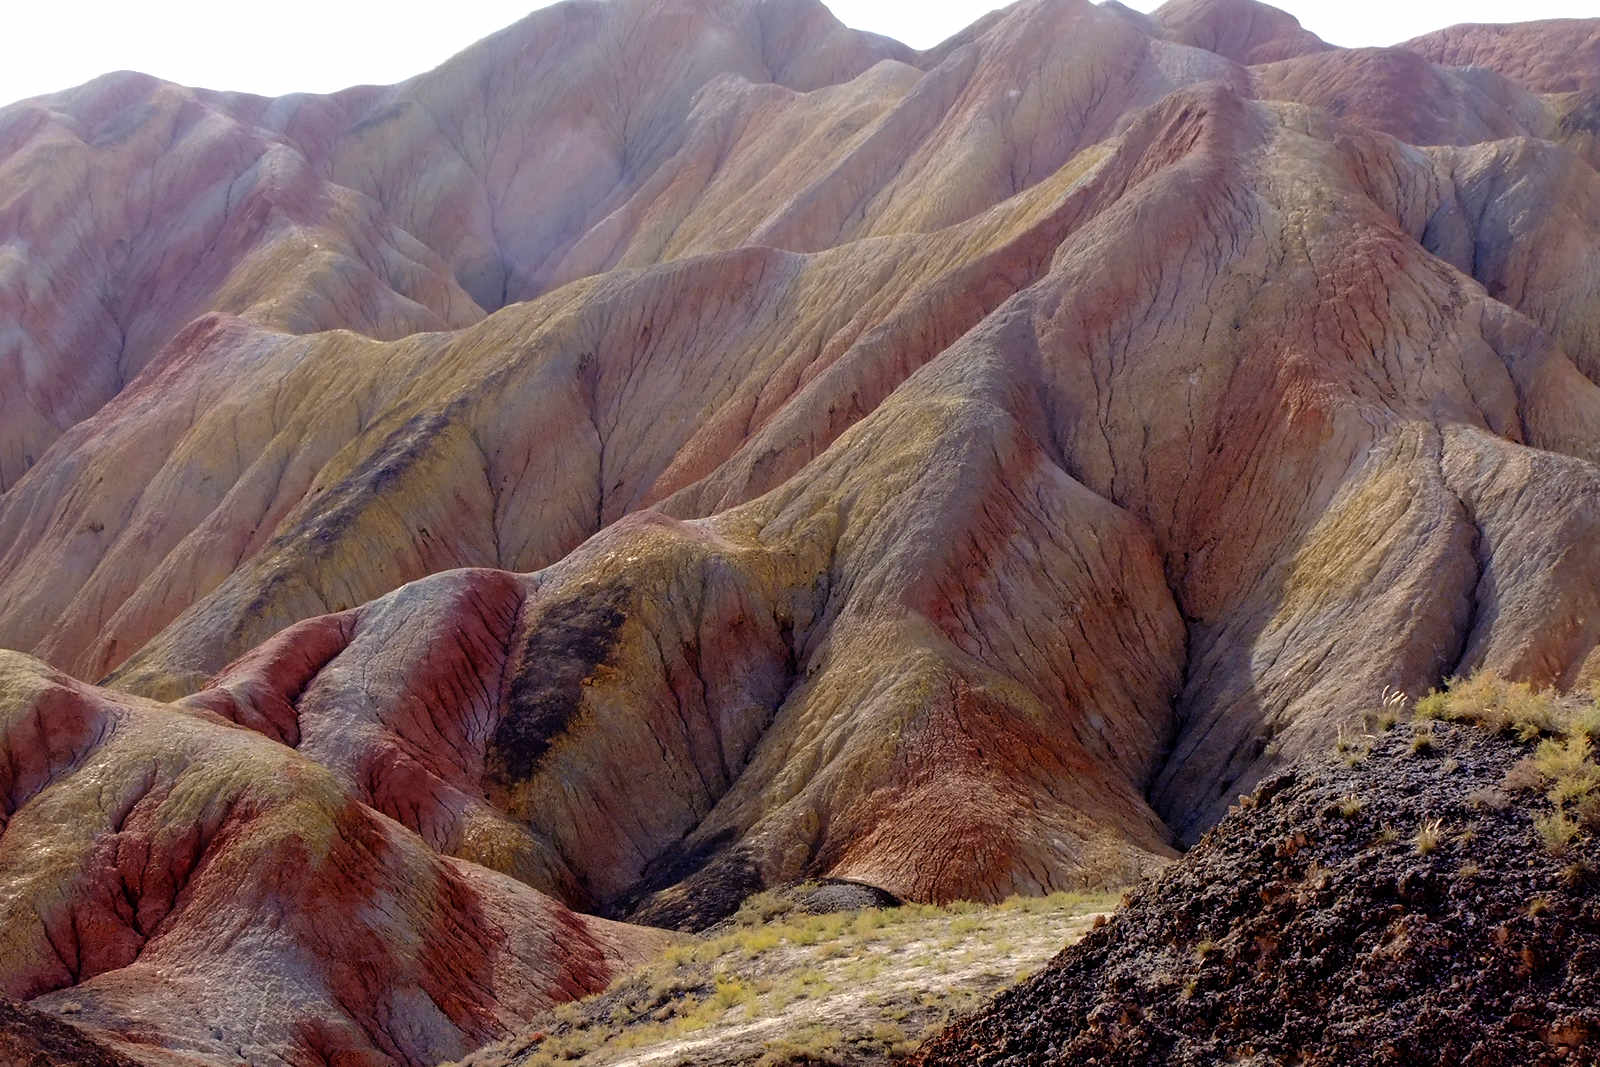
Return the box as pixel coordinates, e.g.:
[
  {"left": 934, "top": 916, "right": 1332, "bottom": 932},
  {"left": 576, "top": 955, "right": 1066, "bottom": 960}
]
[
  {"left": 0, "top": 998, "right": 140, "bottom": 1067},
  {"left": 916, "top": 723, "right": 1600, "bottom": 1066}
]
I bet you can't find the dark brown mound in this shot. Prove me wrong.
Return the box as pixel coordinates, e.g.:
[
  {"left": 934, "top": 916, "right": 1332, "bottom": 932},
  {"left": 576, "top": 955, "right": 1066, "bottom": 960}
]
[
  {"left": 916, "top": 723, "right": 1600, "bottom": 1066},
  {"left": 0, "top": 999, "right": 140, "bottom": 1067}
]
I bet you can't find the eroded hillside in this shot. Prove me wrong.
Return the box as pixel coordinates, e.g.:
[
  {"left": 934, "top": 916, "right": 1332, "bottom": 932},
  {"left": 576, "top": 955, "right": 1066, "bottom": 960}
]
[{"left": 3, "top": 0, "right": 1600, "bottom": 1062}]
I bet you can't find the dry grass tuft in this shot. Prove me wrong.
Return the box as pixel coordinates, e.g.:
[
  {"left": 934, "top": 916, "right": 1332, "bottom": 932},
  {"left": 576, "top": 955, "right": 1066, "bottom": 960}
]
[
  {"left": 1333, "top": 727, "right": 1371, "bottom": 767},
  {"left": 1561, "top": 861, "right": 1593, "bottom": 888},
  {"left": 1391, "top": 673, "right": 1600, "bottom": 855}
]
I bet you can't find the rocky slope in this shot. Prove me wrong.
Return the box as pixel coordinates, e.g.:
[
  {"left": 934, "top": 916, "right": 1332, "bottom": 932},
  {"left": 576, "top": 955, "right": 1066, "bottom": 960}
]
[
  {"left": 915, "top": 718, "right": 1600, "bottom": 1064},
  {"left": 1, "top": 996, "right": 142, "bottom": 1067},
  {"left": 3, "top": 0, "right": 1600, "bottom": 1062}
]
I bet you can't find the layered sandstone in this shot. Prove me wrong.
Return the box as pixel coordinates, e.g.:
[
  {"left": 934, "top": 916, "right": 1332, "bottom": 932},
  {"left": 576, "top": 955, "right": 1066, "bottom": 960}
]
[
  {"left": 3, "top": 0, "right": 1600, "bottom": 1061},
  {"left": 0, "top": 651, "right": 665, "bottom": 1063}
]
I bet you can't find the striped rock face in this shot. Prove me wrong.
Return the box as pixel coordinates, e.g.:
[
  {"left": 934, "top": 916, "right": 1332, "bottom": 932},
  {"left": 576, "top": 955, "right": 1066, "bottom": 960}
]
[{"left": 2, "top": 0, "right": 1599, "bottom": 1061}]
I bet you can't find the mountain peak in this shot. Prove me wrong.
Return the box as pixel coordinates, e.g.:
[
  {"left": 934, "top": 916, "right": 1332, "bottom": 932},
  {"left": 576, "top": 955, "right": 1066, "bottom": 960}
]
[{"left": 1155, "top": 0, "right": 1331, "bottom": 63}]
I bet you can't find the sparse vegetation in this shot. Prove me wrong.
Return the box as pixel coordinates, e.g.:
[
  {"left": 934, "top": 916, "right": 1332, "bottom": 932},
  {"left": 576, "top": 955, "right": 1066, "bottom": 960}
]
[
  {"left": 1334, "top": 726, "right": 1372, "bottom": 767},
  {"left": 1404, "top": 673, "right": 1563, "bottom": 740},
  {"left": 1535, "top": 810, "right": 1581, "bottom": 855},
  {"left": 477, "top": 675, "right": 1600, "bottom": 1067},
  {"left": 1412, "top": 689, "right": 1446, "bottom": 720},
  {"left": 460, "top": 889, "right": 1119, "bottom": 1066},
  {"left": 1388, "top": 673, "right": 1600, "bottom": 855},
  {"left": 754, "top": 1025, "right": 850, "bottom": 1066},
  {"left": 1567, "top": 701, "right": 1600, "bottom": 743},
  {"left": 1465, "top": 785, "right": 1509, "bottom": 811}
]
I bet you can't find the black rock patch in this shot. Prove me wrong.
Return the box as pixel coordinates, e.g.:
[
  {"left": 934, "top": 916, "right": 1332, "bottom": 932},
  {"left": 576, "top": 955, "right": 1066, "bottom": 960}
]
[{"left": 490, "top": 583, "right": 631, "bottom": 783}]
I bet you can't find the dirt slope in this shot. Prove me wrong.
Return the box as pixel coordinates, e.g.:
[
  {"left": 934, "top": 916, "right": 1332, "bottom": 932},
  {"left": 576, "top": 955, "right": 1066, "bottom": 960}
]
[
  {"left": 458, "top": 887, "right": 1116, "bottom": 1067},
  {"left": 917, "top": 718, "right": 1600, "bottom": 1065}
]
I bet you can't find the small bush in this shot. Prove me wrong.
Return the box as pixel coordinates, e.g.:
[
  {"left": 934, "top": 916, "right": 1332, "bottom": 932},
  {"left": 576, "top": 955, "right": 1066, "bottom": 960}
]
[
  {"left": 1413, "top": 689, "right": 1448, "bottom": 720},
  {"left": 870, "top": 1021, "right": 908, "bottom": 1046},
  {"left": 734, "top": 926, "right": 783, "bottom": 956},
  {"left": 1502, "top": 759, "right": 1546, "bottom": 793},
  {"left": 1536, "top": 810, "right": 1581, "bottom": 856},
  {"left": 1534, "top": 734, "right": 1593, "bottom": 780},
  {"left": 1333, "top": 727, "right": 1371, "bottom": 766},
  {"left": 646, "top": 972, "right": 703, "bottom": 1004},
  {"left": 733, "top": 887, "right": 802, "bottom": 927},
  {"left": 1577, "top": 791, "right": 1600, "bottom": 831},
  {"left": 1415, "top": 672, "right": 1561, "bottom": 736},
  {"left": 947, "top": 914, "right": 983, "bottom": 936},
  {"left": 1413, "top": 818, "right": 1444, "bottom": 854},
  {"left": 710, "top": 974, "right": 755, "bottom": 1012},
  {"left": 1566, "top": 702, "right": 1600, "bottom": 743},
  {"left": 755, "top": 1027, "right": 846, "bottom": 1067},
  {"left": 1465, "top": 786, "right": 1509, "bottom": 811},
  {"left": 1550, "top": 774, "right": 1598, "bottom": 807}
]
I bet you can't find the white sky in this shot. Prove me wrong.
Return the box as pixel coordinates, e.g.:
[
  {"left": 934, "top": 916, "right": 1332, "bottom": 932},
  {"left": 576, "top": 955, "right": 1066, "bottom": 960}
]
[{"left": 3, "top": 0, "right": 1594, "bottom": 108}]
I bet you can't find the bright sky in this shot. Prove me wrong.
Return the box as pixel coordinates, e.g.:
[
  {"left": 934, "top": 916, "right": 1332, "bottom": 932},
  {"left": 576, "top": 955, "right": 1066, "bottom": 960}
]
[{"left": 3, "top": 0, "right": 1594, "bottom": 107}]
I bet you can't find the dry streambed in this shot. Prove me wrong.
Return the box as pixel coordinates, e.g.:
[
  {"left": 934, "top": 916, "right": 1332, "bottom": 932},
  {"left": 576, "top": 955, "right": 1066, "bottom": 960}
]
[{"left": 454, "top": 889, "right": 1119, "bottom": 1067}]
